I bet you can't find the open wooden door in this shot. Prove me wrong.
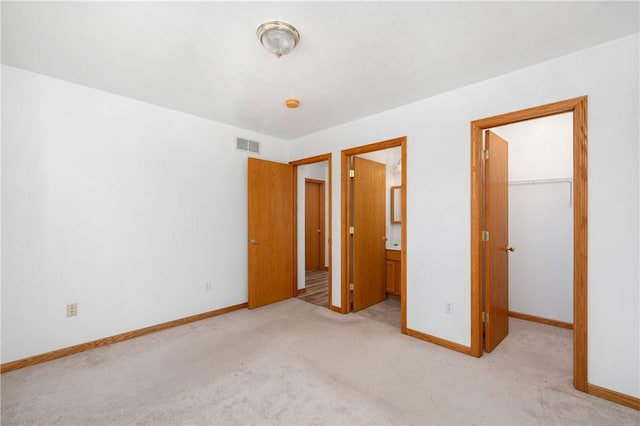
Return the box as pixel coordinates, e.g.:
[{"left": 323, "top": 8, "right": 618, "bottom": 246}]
[
  {"left": 305, "top": 179, "right": 325, "bottom": 271},
  {"left": 484, "top": 130, "right": 510, "bottom": 352},
  {"left": 352, "top": 157, "right": 386, "bottom": 312},
  {"left": 248, "top": 157, "right": 294, "bottom": 309}
]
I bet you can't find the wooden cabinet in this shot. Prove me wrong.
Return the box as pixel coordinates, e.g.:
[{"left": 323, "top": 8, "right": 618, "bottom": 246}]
[{"left": 385, "top": 250, "right": 401, "bottom": 296}]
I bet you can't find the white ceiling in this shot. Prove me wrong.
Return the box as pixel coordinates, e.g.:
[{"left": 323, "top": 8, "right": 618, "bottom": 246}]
[{"left": 2, "top": 1, "right": 638, "bottom": 140}]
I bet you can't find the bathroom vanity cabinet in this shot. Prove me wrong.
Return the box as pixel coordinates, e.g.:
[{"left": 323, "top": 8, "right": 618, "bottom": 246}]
[{"left": 385, "top": 249, "right": 401, "bottom": 296}]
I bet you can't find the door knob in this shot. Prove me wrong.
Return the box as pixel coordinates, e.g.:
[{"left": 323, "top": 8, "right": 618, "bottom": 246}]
[
  {"left": 505, "top": 246, "right": 515, "bottom": 252},
  {"left": 317, "top": 229, "right": 321, "bottom": 233},
  {"left": 249, "top": 239, "right": 258, "bottom": 245}
]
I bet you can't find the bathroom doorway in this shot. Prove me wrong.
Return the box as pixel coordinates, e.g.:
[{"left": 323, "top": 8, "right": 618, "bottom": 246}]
[{"left": 341, "top": 136, "right": 407, "bottom": 332}]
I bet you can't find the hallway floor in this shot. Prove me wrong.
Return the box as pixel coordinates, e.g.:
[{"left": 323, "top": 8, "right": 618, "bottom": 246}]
[{"left": 297, "top": 269, "right": 328, "bottom": 307}]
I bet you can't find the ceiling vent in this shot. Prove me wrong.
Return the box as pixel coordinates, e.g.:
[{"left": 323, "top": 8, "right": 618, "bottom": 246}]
[{"left": 236, "top": 137, "right": 260, "bottom": 154}]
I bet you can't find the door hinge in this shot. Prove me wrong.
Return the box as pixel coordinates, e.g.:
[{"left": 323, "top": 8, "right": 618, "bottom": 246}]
[
  {"left": 482, "top": 312, "right": 489, "bottom": 323},
  {"left": 349, "top": 169, "right": 355, "bottom": 178},
  {"left": 482, "top": 149, "right": 489, "bottom": 161},
  {"left": 482, "top": 230, "right": 490, "bottom": 241},
  {"left": 349, "top": 226, "right": 355, "bottom": 235},
  {"left": 349, "top": 283, "right": 354, "bottom": 291}
]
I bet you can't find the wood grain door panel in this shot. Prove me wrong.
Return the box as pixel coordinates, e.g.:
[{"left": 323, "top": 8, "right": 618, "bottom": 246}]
[
  {"left": 484, "top": 131, "right": 509, "bottom": 352},
  {"left": 352, "top": 157, "right": 387, "bottom": 311},
  {"left": 305, "top": 179, "right": 324, "bottom": 271},
  {"left": 248, "top": 158, "right": 294, "bottom": 309}
]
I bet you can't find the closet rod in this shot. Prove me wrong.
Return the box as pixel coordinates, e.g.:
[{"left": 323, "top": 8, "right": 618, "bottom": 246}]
[
  {"left": 508, "top": 177, "right": 572, "bottom": 186},
  {"left": 509, "top": 177, "right": 573, "bottom": 207}
]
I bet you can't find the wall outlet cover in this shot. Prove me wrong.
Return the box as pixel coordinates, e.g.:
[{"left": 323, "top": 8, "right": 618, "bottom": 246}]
[{"left": 66, "top": 303, "right": 78, "bottom": 317}]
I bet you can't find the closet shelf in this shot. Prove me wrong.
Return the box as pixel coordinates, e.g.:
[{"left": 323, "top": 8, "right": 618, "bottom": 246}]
[{"left": 509, "top": 177, "right": 572, "bottom": 186}]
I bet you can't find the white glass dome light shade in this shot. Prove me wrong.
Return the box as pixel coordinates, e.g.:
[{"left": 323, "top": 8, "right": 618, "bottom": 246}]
[{"left": 257, "top": 21, "right": 300, "bottom": 58}]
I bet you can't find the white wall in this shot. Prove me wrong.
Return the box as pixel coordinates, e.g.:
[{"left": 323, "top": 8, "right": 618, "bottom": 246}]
[
  {"left": 495, "top": 113, "right": 573, "bottom": 181},
  {"left": 296, "top": 162, "right": 329, "bottom": 290},
  {"left": 508, "top": 183, "right": 573, "bottom": 323},
  {"left": 1, "top": 65, "right": 289, "bottom": 363},
  {"left": 289, "top": 34, "right": 639, "bottom": 397},
  {"left": 493, "top": 114, "right": 573, "bottom": 323}
]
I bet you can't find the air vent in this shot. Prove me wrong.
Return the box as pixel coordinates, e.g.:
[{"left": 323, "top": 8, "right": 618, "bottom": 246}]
[{"left": 236, "top": 137, "right": 260, "bottom": 154}]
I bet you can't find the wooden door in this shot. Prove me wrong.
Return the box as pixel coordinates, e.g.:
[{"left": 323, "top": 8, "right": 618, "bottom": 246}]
[
  {"left": 352, "top": 157, "right": 386, "bottom": 311},
  {"left": 247, "top": 157, "right": 294, "bottom": 309},
  {"left": 305, "top": 179, "right": 325, "bottom": 271},
  {"left": 484, "top": 130, "right": 510, "bottom": 352}
]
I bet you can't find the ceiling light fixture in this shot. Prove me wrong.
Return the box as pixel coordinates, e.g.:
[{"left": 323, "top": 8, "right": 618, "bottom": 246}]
[{"left": 257, "top": 21, "right": 300, "bottom": 58}]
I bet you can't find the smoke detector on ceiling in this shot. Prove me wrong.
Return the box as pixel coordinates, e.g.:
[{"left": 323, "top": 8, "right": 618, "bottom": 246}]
[{"left": 285, "top": 98, "right": 300, "bottom": 109}]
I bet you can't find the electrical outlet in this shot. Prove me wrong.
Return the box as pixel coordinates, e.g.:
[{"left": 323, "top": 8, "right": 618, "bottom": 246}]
[
  {"left": 445, "top": 302, "right": 454, "bottom": 315},
  {"left": 205, "top": 281, "right": 212, "bottom": 291},
  {"left": 66, "top": 303, "right": 78, "bottom": 317}
]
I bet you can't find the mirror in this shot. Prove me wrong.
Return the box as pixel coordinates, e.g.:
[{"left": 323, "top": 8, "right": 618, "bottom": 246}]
[{"left": 391, "top": 186, "right": 401, "bottom": 224}]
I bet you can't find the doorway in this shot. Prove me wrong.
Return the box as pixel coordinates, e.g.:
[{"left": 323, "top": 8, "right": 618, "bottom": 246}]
[
  {"left": 246, "top": 154, "right": 333, "bottom": 311},
  {"left": 470, "top": 97, "right": 588, "bottom": 392},
  {"left": 291, "top": 154, "right": 332, "bottom": 310},
  {"left": 492, "top": 113, "right": 574, "bottom": 329},
  {"left": 481, "top": 114, "right": 574, "bottom": 352},
  {"left": 341, "top": 136, "right": 407, "bottom": 332}
]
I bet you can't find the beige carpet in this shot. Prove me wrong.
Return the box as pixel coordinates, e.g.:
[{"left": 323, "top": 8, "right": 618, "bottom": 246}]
[{"left": 2, "top": 298, "right": 639, "bottom": 425}]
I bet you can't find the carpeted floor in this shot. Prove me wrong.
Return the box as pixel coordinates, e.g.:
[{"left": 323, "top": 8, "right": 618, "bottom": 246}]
[{"left": 2, "top": 298, "right": 638, "bottom": 425}]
